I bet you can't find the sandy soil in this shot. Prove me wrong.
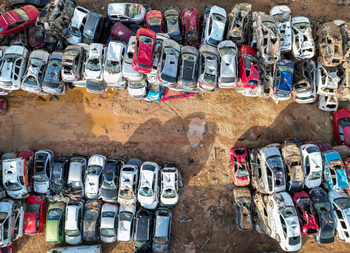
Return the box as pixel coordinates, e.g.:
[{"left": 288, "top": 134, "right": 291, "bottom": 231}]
[{"left": 1, "top": 0, "right": 350, "bottom": 252}]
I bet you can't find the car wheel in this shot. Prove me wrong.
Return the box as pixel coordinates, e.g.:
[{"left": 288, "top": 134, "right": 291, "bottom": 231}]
[
  {"left": 12, "top": 203, "right": 19, "bottom": 212},
  {"left": 266, "top": 226, "right": 272, "bottom": 236},
  {"left": 263, "top": 195, "right": 268, "bottom": 204},
  {"left": 343, "top": 61, "right": 349, "bottom": 69},
  {"left": 276, "top": 234, "right": 281, "bottom": 243},
  {"left": 329, "top": 114, "right": 334, "bottom": 121},
  {"left": 268, "top": 200, "right": 274, "bottom": 209}
]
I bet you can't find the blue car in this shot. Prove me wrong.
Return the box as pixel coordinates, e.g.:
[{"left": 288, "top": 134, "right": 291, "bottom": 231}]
[
  {"left": 272, "top": 59, "right": 294, "bottom": 102},
  {"left": 145, "top": 82, "right": 166, "bottom": 102},
  {"left": 322, "top": 150, "right": 349, "bottom": 190}
]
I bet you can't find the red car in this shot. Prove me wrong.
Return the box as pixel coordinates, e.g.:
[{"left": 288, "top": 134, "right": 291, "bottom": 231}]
[
  {"left": 236, "top": 45, "right": 260, "bottom": 93},
  {"left": 0, "top": 98, "right": 7, "bottom": 114},
  {"left": 160, "top": 88, "right": 196, "bottom": 101},
  {"left": 181, "top": 7, "right": 199, "bottom": 47},
  {"left": 230, "top": 146, "right": 250, "bottom": 186},
  {"left": 146, "top": 10, "right": 163, "bottom": 33},
  {"left": 292, "top": 191, "right": 319, "bottom": 237},
  {"left": 0, "top": 5, "right": 39, "bottom": 38},
  {"left": 1, "top": 244, "right": 14, "bottom": 253},
  {"left": 132, "top": 28, "right": 156, "bottom": 73},
  {"left": 18, "top": 150, "right": 35, "bottom": 192},
  {"left": 24, "top": 195, "right": 45, "bottom": 235},
  {"left": 331, "top": 108, "right": 350, "bottom": 146}
]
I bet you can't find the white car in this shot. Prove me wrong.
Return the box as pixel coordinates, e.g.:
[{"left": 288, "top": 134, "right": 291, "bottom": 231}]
[
  {"left": 122, "top": 36, "right": 143, "bottom": 81},
  {"left": 65, "top": 200, "right": 84, "bottom": 245},
  {"left": 137, "top": 162, "right": 160, "bottom": 209},
  {"left": 293, "top": 60, "right": 317, "bottom": 104},
  {"left": 117, "top": 204, "right": 136, "bottom": 242},
  {"left": 100, "top": 203, "right": 118, "bottom": 243},
  {"left": 2, "top": 158, "right": 29, "bottom": 199},
  {"left": 127, "top": 79, "right": 147, "bottom": 99},
  {"left": 300, "top": 144, "right": 322, "bottom": 189},
  {"left": 118, "top": 163, "right": 139, "bottom": 206},
  {"left": 85, "top": 154, "right": 106, "bottom": 199},
  {"left": 107, "top": 3, "right": 146, "bottom": 24},
  {"left": 270, "top": 5, "right": 292, "bottom": 53},
  {"left": 0, "top": 199, "right": 20, "bottom": 247},
  {"left": 217, "top": 40, "right": 238, "bottom": 88},
  {"left": 160, "top": 163, "right": 179, "bottom": 206},
  {"left": 202, "top": 6, "right": 226, "bottom": 47},
  {"left": 266, "top": 192, "right": 302, "bottom": 252},
  {"left": 84, "top": 43, "right": 105, "bottom": 82},
  {"left": 47, "top": 245, "right": 101, "bottom": 253},
  {"left": 68, "top": 156, "right": 87, "bottom": 199},
  {"left": 104, "top": 42, "right": 126, "bottom": 89},
  {"left": 66, "top": 7, "right": 90, "bottom": 45},
  {"left": 0, "top": 46, "right": 28, "bottom": 91},
  {"left": 33, "top": 150, "right": 53, "bottom": 194},
  {"left": 292, "top": 16, "right": 315, "bottom": 60},
  {"left": 318, "top": 94, "right": 338, "bottom": 112},
  {"left": 316, "top": 64, "right": 340, "bottom": 96},
  {"left": 329, "top": 189, "right": 350, "bottom": 242},
  {"left": 12, "top": 200, "right": 24, "bottom": 242}
]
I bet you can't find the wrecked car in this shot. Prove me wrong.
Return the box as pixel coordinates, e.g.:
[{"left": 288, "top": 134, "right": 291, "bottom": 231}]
[
  {"left": 110, "top": 22, "right": 134, "bottom": 44},
  {"left": 160, "top": 162, "right": 180, "bottom": 207},
  {"left": 176, "top": 46, "right": 199, "bottom": 92},
  {"left": 340, "top": 22, "right": 350, "bottom": 60},
  {"left": 24, "top": 195, "right": 45, "bottom": 236},
  {"left": 146, "top": 10, "right": 163, "bottom": 33},
  {"left": 50, "top": 156, "right": 69, "bottom": 194},
  {"left": 134, "top": 208, "right": 153, "bottom": 253},
  {"left": 84, "top": 43, "right": 105, "bottom": 82},
  {"left": 317, "top": 21, "right": 343, "bottom": 67},
  {"left": 85, "top": 154, "right": 106, "bottom": 200},
  {"left": 8, "top": 0, "right": 50, "bottom": 8},
  {"left": 65, "top": 6, "right": 90, "bottom": 45},
  {"left": 258, "top": 63, "right": 273, "bottom": 98},
  {"left": 252, "top": 13, "right": 280, "bottom": 64},
  {"left": 0, "top": 45, "right": 28, "bottom": 91},
  {"left": 83, "top": 199, "right": 101, "bottom": 242},
  {"left": 266, "top": 192, "right": 301, "bottom": 252},
  {"left": 226, "top": 3, "right": 252, "bottom": 46},
  {"left": 21, "top": 49, "right": 50, "bottom": 94},
  {"left": 181, "top": 7, "right": 199, "bottom": 47},
  {"left": 316, "top": 64, "right": 340, "bottom": 97},
  {"left": 293, "top": 60, "right": 317, "bottom": 104},
  {"left": 331, "top": 108, "right": 350, "bottom": 146},
  {"left": 291, "top": 16, "right": 315, "bottom": 60},
  {"left": 202, "top": 5, "right": 226, "bottom": 47},
  {"left": 82, "top": 11, "right": 105, "bottom": 45},
  {"left": 292, "top": 191, "right": 319, "bottom": 236},
  {"left": 62, "top": 44, "right": 85, "bottom": 82},
  {"left": 152, "top": 207, "right": 172, "bottom": 252},
  {"left": 322, "top": 150, "right": 349, "bottom": 190},
  {"left": 33, "top": 150, "right": 53, "bottom": 194},
  {"left": 99, "top": 159, "right": 124, "bottom": 203},
  {"left": 122, "top": 36, "right": 143, "bottom": 81},
  {"left": 309, "top": 187, "right": 334, "bottom": 244},
  {"left": 337, "top": 59, "right": 350, "bottom": 101},
  {"left": 198, "top": 44, "right": 219, "bottom": 92},
  {"left": 230, "top": 146, "right": 250, "bottom": 187},
  {"left": 67, "top": 155, "right": 87, "bottom": 199},
  {"left": 107, "top": 3, "right": 146, "bottom": 24},
  {"left": 157, "top": 39, "right": 181, "bottom": 88},
  {"left": 145, "top": 82, "right": 165, "bottom": 102},
  {"left": 281, "top": 143, "right": 304, "bottom": 192},
  {"left": 300, "top": 144, "right": 323, "bottom": 189},
  {"left": 117, "top": 204, "right": 136, "bottom": 242},
  {"left": 318, "top": 94, "right": 338, "bottom": 112},
  {"left": 164, "top": 9, "right": 182, "bottom": 43},
  {"left": 118, "top": 161, "right": 140, "bottom": 206},
  {"left": 0, "top": 199, "right": 20, "bottom": 247},
  {"left": 218, "top": 40, "right": 238, "bottom": 88},
  {"left": 270, "top": 5, "right": 292, "bottom": 53},
  {"left": 253, "top": 193, "right": 269, "bottom": 234},
  {"left": 42, "top": 51, "right": 66, "bottom": 95},
  {"left": 100, "top": 203, "right": 118, "bottom": 243},
  {"left": 233, "top": 187, "right": 253, "bottom": 231},
  {"left": 45, "top": 201, "right": 65, "bottom": 244},
  {"left": 128, "top": 79, "right": 148, "bottom": 99},
  {"left": 332, "top": 145, "right": 350, "bottom": 160},
  {"left": 18, "top": 150, "right": 34, "bottom": 193},
  {"left": 65, "top": 200, "right": 84, "bottom": 245},
  {"left": 272, "top": 59, "right": 294, "bottom": 102},
  {"left": 132, "top": 28, "right": 156, "bottom": 74},
  {"left": 138, "top": 161, "right": 160, "bottom": 209},
  {"left": 314, "top": 141, "right": 332, "bottom": 152},
  {"left": 2, "top": 158, "right": 29, "bottom": 199},
  {"left": 104, "top": 42, "right": 126, "bottom": 89}
]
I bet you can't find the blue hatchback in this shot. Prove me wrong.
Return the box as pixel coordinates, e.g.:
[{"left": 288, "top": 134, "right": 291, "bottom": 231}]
[
  {"left": 272, "top": 59, "right": 294, "bottom": 101},
  {"left": 322, "top": 150, "right": 349, "bottom": 190}
]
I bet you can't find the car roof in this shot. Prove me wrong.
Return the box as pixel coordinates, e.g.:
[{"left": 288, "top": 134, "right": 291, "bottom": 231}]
[
  {"left": 68, "top": 162, "right": 83, "bottom": 181},
  {"left": 66, "top": 205, "right": 79, "bottom": 230},
  {"left": 135, "top": 212, "right": 152, "bottom": 241},
  {"left": 155, "top": 215, "right": 169, "bottom": 237}
]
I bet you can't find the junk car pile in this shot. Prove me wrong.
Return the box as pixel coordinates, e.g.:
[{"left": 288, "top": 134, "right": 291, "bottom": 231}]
[
  {"left": 0, "top": 3, "right": 348, "bottom": 108},
  {"left": 0, "top": 150, "right": 182, "bottom": 252}
]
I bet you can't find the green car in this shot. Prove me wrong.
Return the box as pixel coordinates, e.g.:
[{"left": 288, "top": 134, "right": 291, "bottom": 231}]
[{"left": 45, "top": 202, "right": 65, "bottom": 244}]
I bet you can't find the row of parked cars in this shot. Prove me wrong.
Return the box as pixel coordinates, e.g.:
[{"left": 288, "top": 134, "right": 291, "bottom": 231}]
[
  {"left": 0, "top": 2, "right": 349, "bottom": 109},
  {"left": 0, "top": 151, "right": 182, "bottom": 252}
]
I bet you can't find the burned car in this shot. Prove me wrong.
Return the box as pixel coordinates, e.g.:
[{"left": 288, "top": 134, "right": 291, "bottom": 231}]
[
  {"left": 270, "top": 5, "right": 292, "bottom": 53},
  {"left": 258, "top": 63, "right": 273, "bottom": 98},
  {"left": 253, "top": 193, "right": 269, "bottom": 234},
  {"left": 103, "top": 42, "right": 126, "bottom": 89},
  {"left": 233, "top": 187, "right": 253, "bottom": 231},
  {"left": 62, "top": 45, "right": 85, "bottom": 82},
  {"left": 226, "top": 3, "right": 252, "bottom": 46},
  {"left": 337, "top": 59, "right": 350, "bottom": 101},
  {"left": 218, "top": 40, "right": 238, "bottom": 88},
  {"left": 318, "top": 94, "right": 338, "bottom": 112},
  {"left": 293, "top": 60, "right": 317, "bottom": 104},
  {"left": 42, "top": 51, "right": 65, "bottom": 95},
  {"left": 292, "top": 16, "right": 315, "bottom": 60},
  {"left": 107, "top": 3, "right": 146, "bottom": 24},
  {"left": 252, "top": 13, "right": 280, "bottom": 64},
  {"left": 118, "top": 161, "right": 139, "bottom": 206},
  {"left": 281, "top": 143, "right": 304, "bottom": 192},
  {"left": 65, "top": 6, "right": 90, "bottom": 45},
  {"left": 83, "top": 199, "right": 101, "bottom": 241},
  {"left": 317, "top": 21, "right": 343, "bottom": 67},
  {"left": 176, "top": 46, "right": 199, "bottom": 92},
  {"left": 164, "top": 9, "right": 182, "bottom": 43},
  {"left": 198, "top": 45, "right": 219, "bottom": 92},
  {"left": 340, "top": 22, "right": 350, "bottom": 60}
]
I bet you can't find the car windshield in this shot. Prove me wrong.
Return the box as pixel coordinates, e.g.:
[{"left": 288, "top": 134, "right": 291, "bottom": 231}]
[
  {"left": 33, "top": 174, "right": 49, "bottom": 182},
  {"left": 309, "top": 171, "right": 322, "bottom": 180},
  {"left": 14, "top": 8, "right": 29, "bottom": 21},
  {"left": 85, "top": 210, "right": 98, "bottom": 220},
  {"left": 163, "top": 188, "right": 177, "bottom": 198},
  {"left": 297, "top": 197, "right": 312, "bottom": 213},
  {"left": 5, "top": 181, "right": 22, "bottom": 191},
  {"left": 139, "top": 35, "right": 154, "bottom": 45},
  {"left": 294, "top": 22, "right": 310, "bottom": 30},
  {"left": 105, "top": 60, "right": 121, "bottom": 73},
  {"left": 236, "top": 167, "right": 249, "bottom": 178},
  {"left": 164, "top": 47, "right": 180, "bottom": 58},
  {"left": 204, "top": 73, "right": 215, "bottom": 83},
  {"left": 139, "top": 186, "right": 153, "bottom": 197},
  {"left": 154, "top": 236, "right": 168, "bottom": 245},
  {"left": 314, "top": 202, "right": 331, "bottom": 213},
  {"left": 86, "top": 58, "right": 101, "bottom": 71},
  {"left": 266, "top": 156, "right": 283, "bottom": 171},
  {"left": 88, "top": 165, "right": 102, "bottom": 175},
  {"left": 26, "top": 203, "right": 39, "bottom": 213},
  {"left": 69, "top": 26, "right": 81, "bottom": 37},
  {"left": 102, "top": 181, "right": 116, "bottom": 190},
  {"left": 120, "top": 211, "right": 133, "bottom": 221},
  {"left": 102, "top": 211, "right": 115, "bottom": 218},
  {"left": 219, "top": 47, "right": 237, "bottom": 56},
  {"left": 212, "top": 13, "right": 225, "bottom": 23},
  {"left": 129, "top": 82, "right": 145, "bottom": 88},
  {"left": 148, "top": 16, "right": 161, "bottom": 26},
  {"left": 263, "top": 21, "right": 277, "bottom": 33},
  {"left": 4, "top": 53, "right": 19, "bottom": 62},
  {"left": 278, "top": 65, "right": 294, "bottom": 73},
  {"left": 30, "top": 58, "right": 45, "bottom": 67},
  {"left": 306, "top": 146, "right": 319, "bottom": 153},
  {"left": 47, "top": 208, "right": 62, "bottom": 220},
  {"left": 280, "top": 206, "right": 296, "bottom": 218},
  {"left": 334, "top": 198, "right": 350, "bottom": 209},
  {"left": 182, "top": 53, "right": 197, "bottom": 62},
  {"left": 100, "top": 228, "right": 115, "bottom": 237},
  {"left": 65, "top": 229, "right": 80, "bottom": 237},
  {"left": 245, "top": 54, "right": 259, "bottom": 64},
  {"left": 338, "top": 117, "right": 350, "bottom": 128}
]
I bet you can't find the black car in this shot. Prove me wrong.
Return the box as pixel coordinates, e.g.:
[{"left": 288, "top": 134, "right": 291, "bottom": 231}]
[
  {"left": 50, "top": 156, "right": 69, "bottom": 194},
  {"left": 82, "top": 10, "right": 105, "bottom": 44},
  {"left": 42, "top": 51, "right": 66, "bottom": 95},
  {"left": 83, "top": 199, "right": 102, "bottom": 241},
  {"left": 9, "top": 0, "right": 50, "bottom": 8},
  {"left": 309, "top": 187, "right": 335, "bottom": 244},
  {"left": 134, "top": 209, "right": 153, "bottom": 253},
  {"left": 99, "top": 159, "right": 125, "bottom": 202},
  {"left": 164, "top": 9, "right": 182, "bottom": 43}
]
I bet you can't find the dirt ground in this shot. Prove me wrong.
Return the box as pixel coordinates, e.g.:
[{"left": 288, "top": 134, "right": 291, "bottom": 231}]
[{"left": 1, "top": 0, "right": 350, "bottom": 252}]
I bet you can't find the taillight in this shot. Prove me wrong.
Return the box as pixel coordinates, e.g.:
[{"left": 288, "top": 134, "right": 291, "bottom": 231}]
[{"left": 75, "top": 76, "right": 78, "bottom": 80}]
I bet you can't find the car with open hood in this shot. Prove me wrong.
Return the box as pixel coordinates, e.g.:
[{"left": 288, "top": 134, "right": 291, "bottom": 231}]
[
  {"left": 157, "top": 39, "right": 180, "bottom": 88},
  {"left": 292, "top": 16, "right": 315, "bottom": 60},
  {"left": 266, "top": 192, "right": 301, "bottom": 252},
  {"left": 300, "top": 144, "right": 323, "bottom": 189},
  {"left": 181, "top": 7, "right": 199, "bottom": 47},
  {"left": 2, "top": 158, "right": 28, "bottom": 199},
  {"left": 24, "top": 195, "right": 45, "bottom": 236},
  {"left": 99, "top": 159, "right": 124, "bottom": 203},
  {"left": 138, "top": 162, "right": 160, "bottom": 209},
  {"left": 293, "top": 60, "right": 317, "bottom": 104},
  {"left": 281, "top": 143, "right": 304, "bottom": 192},
  {"left": 132, "top": 28, "right": 156, "bottom": 74},
  {"left": 176, "top": 46, "right": 198, "bottom": 92},
  {"left": 230, "top": 146, "right": 250, "bottom": 187},
  {"left": 107, "top": 3, "right": 146, "bottom": 24},
  {"left": 118, "top": 160, "right": 141, "bottom": 206},
  {"left": 309, "top": 187, "right": 334, "bottom": 244},
  {"left": 329, "top": 189, "right": 350, "bottom": 242},
  {"left": 270, "top": 5, "right": 292, "bottom": 53},
  {"left": 331, "top": 108, "right": 350, "bottom": 146},
  {"left": 164, "top": 9, "right": 182, "bottom": 43},
  {"left": 67, "top": 155, "right": 87, "bottom": 199},
  {"left": 226, "top": 3, "right": 252, "bottom": 46},
  {"left": 83, "top": 199, "right": 101, "bottom": 241},
  {"left": 117, "top": 204, "right": 136, "bottom": 242},
  {"left": 50, "top": 156, "right": 69, "bottom": 194},
  {"left": 233, "top": 187, "right": 253, "bottom": 231},
  {"left": 85, "top": 154, "right": 106, "bottom": 199},
  {"left": 122, "top": 36, "right": 143, "bottom": 81},
  {"left": 160, "top": 162, "right": 179, "bottom": 207},
  {"left": 322, "top": 150, "right": 349, "bottom": 190},
  {"left": 100, "top": 203, "right": 118, "bottom": 243},
  {"left": 33, "top": 150, "right": 53, "bottom": 194},
  {"left": 202, "top": 5, "right": 226, "bottom": 47},
  {"left": 152, "top": 207, "right": 172, "bottom": 252},
  {"left": 218, "top": 40, "right": 238, "bottom": 88},
  {"left": 103, "top": 42, "right": 126, "bottom": 89},
  {"left": 65, "top": 200, "right": 84, "bottom": 245},
  {"left": 198, "top": 44, "right": 219, "bottom": 92},
  {"left": 45, "top": 202, "right": 65, "bottom": 244},
  {"left": 66, "top": 6, "right": 90, "bottom": 45},
  {"left": 42, "top": 51, "right": 66, "bottom": 95}
]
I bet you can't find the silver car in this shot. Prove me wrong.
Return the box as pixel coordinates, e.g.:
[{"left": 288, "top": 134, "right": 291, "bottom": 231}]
[
  {"left": 117, "top": 204, "right": 136, "bottom": 242},
  {"left": 218, "top": 40, "right": 238, "bottom": 88},
  {"left": 0, "top": 46, "right": 28, "bottom": 91},
  {"left": 292, "top": 16, "right": 315, "bottom": 60},
  {"left": 62, "top": 45, "right": 86, "bottom": 82},
  {"left": 84, "top": 43, "right": 105, "bottom": 82},
  {"left": 202, "top": 6, "right": 226, "bottom": 47},
  {"left": 100, "top": 204, "right": 118, "bottom": 243},
  {"left": 108, "top": 3, "right": 146, "bottom": 24},
  {"left": 122, "top": 36, "right": 143, "bottom": 81},
  {"left": 176, "top": 46, "right": 199, "bottom": 92},
  {"left": 65, "top": 200, "right": 84, "bottom": 245},
  {"left": 128, "top": 79, "right": 147, "bottom": 99},
  {"left": 66, "top": 7, "right": 90, "bottom": 45},
  {"left": 42, "top": 51, "right": 66, "bottom": 95},
  {"left": 270, "top": 5, "right": 292, "bottom": 53},
  {"left": 198, "top": 45, "right": 219, "bottom": 92},
  {"left": 104, "top": 41, "right": 126, "bottom": 89},
  {"left": 293, "top": 60, "right": 317, "bottom": 104}
]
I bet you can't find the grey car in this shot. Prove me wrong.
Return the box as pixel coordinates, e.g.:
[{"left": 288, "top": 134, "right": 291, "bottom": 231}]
[
  {"left": 42, "top": 51, "right": 66, "bottom": 95},
  {"left": 152, "top": 207, "right": 172, "bottom": 252},
  {"left": 83, "top": 200, "right": 102, "bottom": 241},
  {"left": 122, "top": 36, "right": 143, "bottom": 81},
  {"left": 62, "top": 45, "right": 85, "bottom": 82},
  {"left": 66, "top": 7, "right": 90, "bottom": 45},
  {"left": 226, "top": 3, "right": 252, "bottom": 46},
  {"left": 198, "top": 45, "right": 219, "bottom": 92},
  {"left": 128, "top": 79, "right": 148, "bottom": 99},
  {"left": 107, "top": 3, "right": 146, "bottom": 24},
  {"left": 176, "top": 46, "right": 199, "bottom": 92},
  {"left": 218, "top": 40, "right": 238, "bottom": 88},
  {"left": 147, "top": 33, "right": 169, "bottom": 83},
  {"left": 157, "top": 39, "right": 181, "bottom": 88}
]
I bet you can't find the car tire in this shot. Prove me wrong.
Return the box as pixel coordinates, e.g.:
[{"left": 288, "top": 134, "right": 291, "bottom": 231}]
[
  {"left": 343, "top": 61, "right": 349, "bottom": 69},
  {"left": 266, "top": 226, "right": 272, "bottom": 236},
  {"left": 276, "top": 234, "right": 281, "bottom": 243},
  {"left": 12, "top": 203, "right": 19, "bottom": 212},
  {"left": 263, "top": 195, "right": 268, "bottom": 204}
]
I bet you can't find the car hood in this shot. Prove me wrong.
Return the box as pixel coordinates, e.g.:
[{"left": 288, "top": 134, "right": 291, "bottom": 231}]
[
  {"left": 118, "top": 220, "right": 132, "bottom": 241},
  {"left": 100, "top": 187, "right": 117, "bottom": 200},
  {"left": 211, "top": 20, "right": 225, "bottom": 40},
  {"left": 137, "top": 44, "right": 153, "bottom": 66},
  {"left": 104, "top": 70, "right": 122, "bottom": 83},
  {"left": 0, "top": 59, "right": 17, "bottom": 82},
  {"left": 285, "top": 216, "right": 301, "bottom": 237},
  {"left": 46, "top": 220, "right": 59, "bottom": 242},
  {"left": 221, "top": 54, "right": 236, "bottom": 77},
  {"left": 86, "top": 175, "right": 99, "bottom": 196},
  {"left": 335, "top": 169, "right": 349, "bottom": 189},
  {"left": 129, "top": 86, "right": 146, "bottom": 96},
  {"left": 277, "top": 70, "right": 293, "bottom": 92},
  {"left": 34, "top": 181, "right": 49, "bottom": 193},
  {"left": 24, "top": 212, "right": 38, "bottom": 233}
]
